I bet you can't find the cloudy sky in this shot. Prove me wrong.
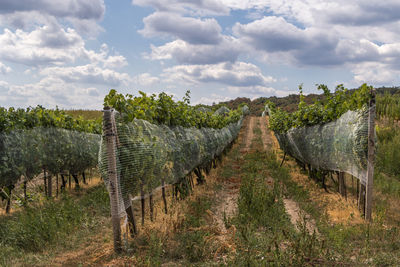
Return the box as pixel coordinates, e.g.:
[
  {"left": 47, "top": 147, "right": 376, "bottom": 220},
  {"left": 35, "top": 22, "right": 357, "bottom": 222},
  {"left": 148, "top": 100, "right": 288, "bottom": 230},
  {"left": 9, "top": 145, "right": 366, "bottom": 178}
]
[{"left": 0, "top": 0, "right": 399, "bottom": 109}]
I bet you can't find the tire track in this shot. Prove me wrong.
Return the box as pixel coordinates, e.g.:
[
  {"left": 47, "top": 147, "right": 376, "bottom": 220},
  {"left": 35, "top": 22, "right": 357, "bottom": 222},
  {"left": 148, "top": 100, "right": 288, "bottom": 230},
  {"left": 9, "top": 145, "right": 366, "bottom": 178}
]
[{"left": 259, "top": 116, "right": 319, "bottom": 236}]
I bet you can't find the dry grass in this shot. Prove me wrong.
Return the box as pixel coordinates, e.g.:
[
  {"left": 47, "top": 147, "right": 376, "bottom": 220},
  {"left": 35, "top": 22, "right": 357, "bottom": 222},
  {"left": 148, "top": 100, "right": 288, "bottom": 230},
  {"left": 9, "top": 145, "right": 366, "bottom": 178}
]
[
  {"left": 46, "top": 117, "right": 250, "bottom": 266},
  {"left": 265, "top": 116, "right": 364, "bottom": 225}
]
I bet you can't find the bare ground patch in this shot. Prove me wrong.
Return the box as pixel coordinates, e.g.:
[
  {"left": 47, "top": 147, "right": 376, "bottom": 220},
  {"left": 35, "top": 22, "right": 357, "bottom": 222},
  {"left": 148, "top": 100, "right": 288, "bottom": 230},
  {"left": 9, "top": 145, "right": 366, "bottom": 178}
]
[{"left": 265, "top": 116, "right": 364, "bottom": 226}]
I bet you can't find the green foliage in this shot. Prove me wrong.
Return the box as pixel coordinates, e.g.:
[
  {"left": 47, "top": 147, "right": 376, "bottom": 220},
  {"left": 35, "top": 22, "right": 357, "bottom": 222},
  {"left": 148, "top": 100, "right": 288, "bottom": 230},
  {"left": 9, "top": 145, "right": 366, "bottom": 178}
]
[
  {"left": 0, "top": 106, "right": 101, "bottom": 134},
  {"left": 104, "top": 89, "right": 243, "bottom": 129},
  {"left": 184, "top": 196, "right": 211, "bottom": 228},
  {"left": 376, "top": 125, "right": 400, "bottom": 177},
  {"left": 377, "top": 92, "right": 400, "bottom": 121},
  {"left": 0, "top": 106, "right": 101, "bottom": 193},
  {"left": 267, "top": 83, "right": 373, "bottom": 133},
  {"left": 231, "top": 145, "right": 331, "bottom": 266},
  {"left": 64, "top": 109, "right": 102, "bottom": 121},
  {"left": 0, "top": 185, "right": 109, "bottom": 253}
]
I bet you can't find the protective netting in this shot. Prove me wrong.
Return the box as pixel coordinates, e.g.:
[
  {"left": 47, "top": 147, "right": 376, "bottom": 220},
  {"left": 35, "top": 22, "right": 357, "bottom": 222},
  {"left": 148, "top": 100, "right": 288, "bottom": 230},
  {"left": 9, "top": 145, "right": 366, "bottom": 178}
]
[
  {"left": 197, "top": 107, "right": 212, "bottom": 113},
  {"left": 99, "top": 111, "right": 243, "bottom": 217},
  {"left": 214, "top": 106, "right": 230, "bottom": 116},
  {"left": 0, "top": 127, "right": 100, "bottom": 187},
  {"left": 241, "top": 105, "right": 250, "bottom": 115},
  {"left": 271, "top": 107, "right": 373, "bottom": 185}
]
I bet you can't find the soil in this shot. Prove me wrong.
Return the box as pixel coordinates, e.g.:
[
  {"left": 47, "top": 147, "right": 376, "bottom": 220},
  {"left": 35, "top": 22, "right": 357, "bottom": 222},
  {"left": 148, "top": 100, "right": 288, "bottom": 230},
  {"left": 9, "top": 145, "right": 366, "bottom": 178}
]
[
  {"left": 12, "top": 115, "right": 368, "bottom": 265},
  {"left": 266, "top": 116, "right": 364, "bottom": 226}
]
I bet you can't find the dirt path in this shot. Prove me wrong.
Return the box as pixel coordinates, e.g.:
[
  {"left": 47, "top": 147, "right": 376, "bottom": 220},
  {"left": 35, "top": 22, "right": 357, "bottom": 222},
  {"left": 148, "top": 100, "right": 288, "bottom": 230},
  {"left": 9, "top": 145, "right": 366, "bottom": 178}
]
[
  {"left": 259, "top": 116, "right": 273, "bottom": 151},
  {"left": 213, "top": 117, "right": 253, "bottom": 238},
  {"left": 259, "top": 116, "right": 319, "bottom": 236},
  {"left": 242, "top": 116, "right": 255, "bottom": 152}
]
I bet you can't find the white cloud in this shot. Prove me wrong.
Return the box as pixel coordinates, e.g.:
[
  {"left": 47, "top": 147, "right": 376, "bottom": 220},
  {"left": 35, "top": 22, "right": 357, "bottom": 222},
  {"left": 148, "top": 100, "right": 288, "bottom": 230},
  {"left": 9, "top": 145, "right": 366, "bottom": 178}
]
[
  {"left": 352, "top": 62, "right": 400, "bottom": 85},
  {"left": 0, "top": 0, "right": 105, "bottom": 21},
  {"left": 40, "top": 64, "right": 131, "bottom": 86},
  {"left": 233, "top": 16, "right": 309, "bottom": 52},
  {"left": 162, "top": 61, "right": 276, "bottom": 87},
  {"left": 227, "top": 85, "right": 275, "bottom": 95},
  {"left": 0, "top": 77, "right": 104, "bottom": 109},
  {"left": 194, "top": 94, "right": 233, "bottom": 105},
  {"left": 233, "top": 16, "right": 342, "bottom": 66},
  {"left": 0, "top": 11, "right": 50, "bottom": 30},
  {"left": 67, "top": 17, "right": 104, "bottom": 38},
  {"left": 314, "top": 0, "right": 400, "bottom": 27},
  {"left": 0, "top": 24, "right": 85, "bottom": 66},
  {"left": 227, "top": 85, "right": 296, "bottom": 98},
  {"left": 140, "top": 12, "right": 223, "bottom": 45},
  {"left": 147, "top": 37, "right": 241, "bottom": 64},
  {"left": 133, "top": 73, "right": 160, "bottom": 87},
  {"left": 132, "top": 0, "right": 230, "bottom": 16},
  {"left": 85, "top": 44, "right": 128, "bottom": 69},
  {"left": 0, "top": 61, "right": 11, "bottom": 74},
  {"left": 138, "top": 0, "right": 400, "bottom": 87},
  {"left": 0, "top": 1, "right": 105, "bottom": 39},
  {"left": 0, "top": 24, "right": 127, "bottom": 69},
  {"left": 85, "top": 87, "right": 100, "bottom": 97}
]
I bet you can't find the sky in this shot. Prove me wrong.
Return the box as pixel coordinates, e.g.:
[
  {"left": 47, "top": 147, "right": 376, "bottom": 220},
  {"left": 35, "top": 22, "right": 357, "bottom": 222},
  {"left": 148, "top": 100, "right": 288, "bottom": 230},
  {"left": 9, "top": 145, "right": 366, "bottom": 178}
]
[{"left": 0, "top": 0, "right": 399, "bottom": 109}]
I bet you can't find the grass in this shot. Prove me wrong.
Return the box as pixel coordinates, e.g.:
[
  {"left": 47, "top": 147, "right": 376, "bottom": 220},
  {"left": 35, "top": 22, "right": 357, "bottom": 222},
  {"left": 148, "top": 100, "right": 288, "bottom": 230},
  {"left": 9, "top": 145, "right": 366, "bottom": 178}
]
[
  {"left": 229, "top": 122, "right": 333, "bottom": 266},
  {"left": 0, "top": 184, "right": 110, "bottom": 266},
  {"left": 265, "top": 119, "right": 400, "bottom": 266},
  {"left": 2, "top": 116, "right": 400, "bottom": 266},
  {"left": 63, "top": 109, "right": 102, "bottom": 120},
  {"left": 128, "top": 193, "right": 217, "bottom": 266},
  {"left": 126, "top": 117, "right": 400, "bottom": 266}
]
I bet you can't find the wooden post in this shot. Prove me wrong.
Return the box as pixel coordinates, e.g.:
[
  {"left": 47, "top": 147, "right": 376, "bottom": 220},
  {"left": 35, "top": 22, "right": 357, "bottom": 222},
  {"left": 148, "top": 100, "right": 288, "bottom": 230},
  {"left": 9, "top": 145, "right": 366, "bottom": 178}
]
[
  {"left": 103, "top": 107, "right": 122, "bottom": 253},
  {"left": 365, "top": 90, "right": 376, "bottom": 221},
  {"left": 47, "top": 174, "right": 52, "bottom": 197},
  {"left": 338, "top": 172, "right": 344, "bottom": 196},
  {"left": 356, "top": 179, "right": 359, "bottom": 205},
  {"left": 5, "top": 186, "right": 12, "bottom": 214},
  {"left": 359, "top": 184, "right": 366, "bottom": 215},
  {"left": 43, "top": 168, "right": 47, "bottom": 196},
  {"left": 162, "top": 179, "right": 168, "bottom": 214},
  {"left": 140, "top": 183, "right": 145, "bottom": 225},
  {"left": 342, "top": 173, "right": 347, "bottom": 200},
  {"left": 126, "top": 194, "right": 137, "bottom": 237},
  {"left": 351, "top": 176, "right": 354, "bottom": 203},
  {"left": 149, "top": 192, "right": 154, "bottom": 221},
  {"left": 23, "top": 181, "right": 27, "bottom": 201},
  {"left": 56, "top": 174, "right": 59, "bottom": 197},
  {"left": 280, "top": 152, "right": 287, "bottom": 167}
]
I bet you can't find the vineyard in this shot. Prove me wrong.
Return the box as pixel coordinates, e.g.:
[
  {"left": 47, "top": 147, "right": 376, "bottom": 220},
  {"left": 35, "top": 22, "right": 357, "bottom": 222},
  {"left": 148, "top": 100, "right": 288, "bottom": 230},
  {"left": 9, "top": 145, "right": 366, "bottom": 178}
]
[
  {"left": 0, "top": 106, "right": 101, "bottom": 213},
  {"left": 1, "top": 86, "right": 400, "bottom": 266}
]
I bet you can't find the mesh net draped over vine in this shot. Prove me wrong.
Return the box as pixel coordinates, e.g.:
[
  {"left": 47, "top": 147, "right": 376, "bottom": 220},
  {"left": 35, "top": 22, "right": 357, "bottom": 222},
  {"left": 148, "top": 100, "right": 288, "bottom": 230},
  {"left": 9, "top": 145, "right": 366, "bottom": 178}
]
[
  {"left": 98, "top": 111, "right": 243, "bottom": 217},
  {"left": 270, "top": 107, "right": 373, "bottom": 185},
  {"left": 0, "top": 128, "right": 100, "bottom": 187}
]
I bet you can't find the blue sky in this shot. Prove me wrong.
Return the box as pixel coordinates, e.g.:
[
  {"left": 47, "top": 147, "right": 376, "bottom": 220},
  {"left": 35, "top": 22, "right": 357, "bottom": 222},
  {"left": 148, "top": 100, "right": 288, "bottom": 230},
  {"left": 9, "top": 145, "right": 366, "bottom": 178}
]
[{"left": 0, "top": 0, "right": 399, "bottom": 109}]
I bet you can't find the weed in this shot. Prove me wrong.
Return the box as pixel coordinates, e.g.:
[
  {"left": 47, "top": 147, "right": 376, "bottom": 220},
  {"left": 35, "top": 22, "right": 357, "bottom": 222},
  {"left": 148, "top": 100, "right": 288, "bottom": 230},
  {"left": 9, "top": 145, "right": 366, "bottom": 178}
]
[{"left": 0, "top": 184, "right": 109, "bottom": 265}]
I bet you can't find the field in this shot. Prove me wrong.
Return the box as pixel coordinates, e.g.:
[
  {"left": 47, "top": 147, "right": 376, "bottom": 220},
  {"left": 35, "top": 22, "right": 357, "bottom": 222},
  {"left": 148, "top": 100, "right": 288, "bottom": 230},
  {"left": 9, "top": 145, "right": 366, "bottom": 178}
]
[{"left": 1, "top": 88, "right": 400, "bottom": 266}]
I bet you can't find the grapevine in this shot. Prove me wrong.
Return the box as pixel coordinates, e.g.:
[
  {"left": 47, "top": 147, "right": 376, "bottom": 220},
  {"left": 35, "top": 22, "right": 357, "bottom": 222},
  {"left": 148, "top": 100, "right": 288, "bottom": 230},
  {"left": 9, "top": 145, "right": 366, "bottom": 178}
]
[
  {"left": 0, "top": 106, "right": 101, "bottom": 212},
  {"left": 267, "top": 83, "right": 373, "bottom": 133},
  {"left": 104, "top": 89, "right": 244, "bottom": 129}
]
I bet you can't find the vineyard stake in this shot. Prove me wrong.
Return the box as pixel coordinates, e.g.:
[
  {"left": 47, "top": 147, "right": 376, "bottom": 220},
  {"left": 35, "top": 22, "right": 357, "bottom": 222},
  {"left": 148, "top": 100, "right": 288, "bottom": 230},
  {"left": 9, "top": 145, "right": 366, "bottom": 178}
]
[
  {"left": 56, "top": 174, "right": 59, "bottom": 197},
  {"left": 162, "top": 179, "right": 168, "bottom": 214},
  {"left": 43, "top": 168, "right": 47, "bottom": 196},
  {"left": 140, "top": 182, "right": 145, "bottom": 225},
  {"left": 149, "top": 192, "right": 154, "bottom": 221},
  {"left": 280, "top": 152, "right": 287, "bottom": 167},
  {"left": 126, "top": 194, "right": 137, "bottom": 236},
  {"left": 365, "top": 90, "right": 376, "bottom": 222},
  {"left": 103, "top": 107, "right": 122, "bottom": 253},
  {"left": 47, "top": 174, "right": 52, "bottom": 197}
]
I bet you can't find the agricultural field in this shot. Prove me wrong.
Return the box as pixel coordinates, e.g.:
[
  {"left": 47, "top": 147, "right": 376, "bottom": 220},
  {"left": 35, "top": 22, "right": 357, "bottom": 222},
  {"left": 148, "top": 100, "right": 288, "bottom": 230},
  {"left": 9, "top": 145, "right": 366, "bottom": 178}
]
[{"left": 1, "top": 86, "right": 400, "bottom": 266}]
